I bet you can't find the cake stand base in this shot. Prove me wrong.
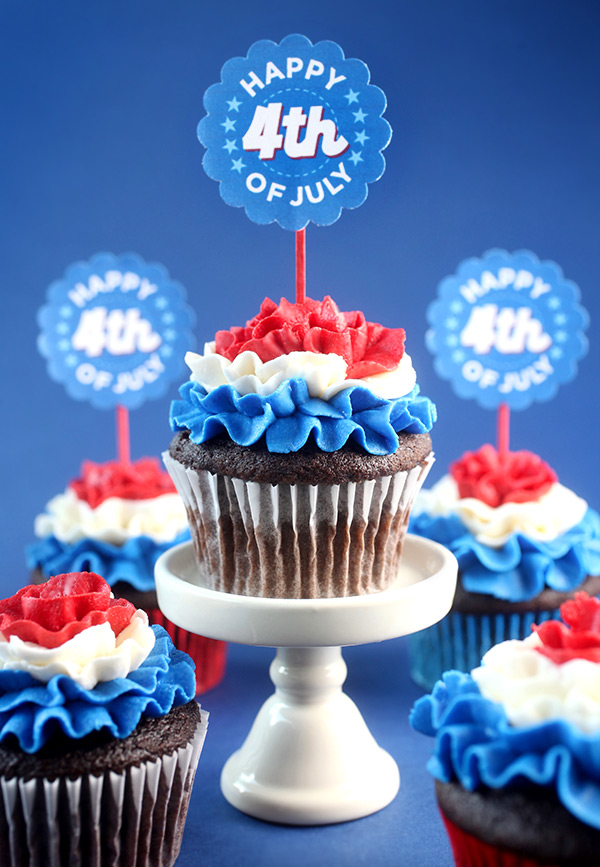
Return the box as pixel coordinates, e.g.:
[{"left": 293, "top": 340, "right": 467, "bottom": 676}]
[
  {"left": 155, "top": 535, "right": 457, "bottom": 825},
  {"left": 221, "top": 646, "right": 399, "bottom": 825}
]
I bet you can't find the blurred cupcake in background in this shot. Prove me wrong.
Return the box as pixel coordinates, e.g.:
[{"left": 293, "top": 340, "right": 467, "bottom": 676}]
[
  {"left": 27, "top": 457, "right": 227, "bottom": 693},
  {"left": 409, "top": 443, "right": 600, "bottom": 690}
]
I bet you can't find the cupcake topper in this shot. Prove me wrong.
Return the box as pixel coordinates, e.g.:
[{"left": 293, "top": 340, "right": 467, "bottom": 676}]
[
  {"left": 38, "top": 252, "right": 195, "bottom": 464},
  {"left": 197, "top": 33, "right": 392, "bottom": 304},
  {"left": 426, "top": 249, "right": 589, "bottom": 454}
]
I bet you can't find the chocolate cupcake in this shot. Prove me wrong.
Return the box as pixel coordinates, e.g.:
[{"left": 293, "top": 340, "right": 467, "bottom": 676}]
[
  {"left": 166, "top": 294, "right": 436, "bottom": 598},
  {"left": 411, "top": 592, "right": 600, "bottom": 867},
  {"left": 409, "top": 444, "right": 600, "bottom": 690},
  {"left": 27, "top": 458, "right": 227, "bottom": 693},
  {"left": 0, "top": 571, "right": 207, "bottom": 867}
]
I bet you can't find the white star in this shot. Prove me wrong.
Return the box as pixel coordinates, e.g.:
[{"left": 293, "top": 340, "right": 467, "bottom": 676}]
[
  {"left": 353, "top": 108, "right": 367, "bottom": 123},
  {"left": 161, "top": 345, "right": 173, "bottom": 358},
  {"left": 348, "top": 151, "right": 363, "bottom": 165},
  {"left": 155, "top": 296, "right": 168, "bottom": 309},
  {"left": 550, "top": 347, "right": 563, "bottom": 359},
  {"left": 162, "top": 312, "right": 175, "bottom": 324},
  {"left": 554, "top": 313, "right": 567, "bottom": 325},
  {"left": 65, "top": 354, "right": 77, "bottom": 367},
  {"left": 547, "top": 296, "right": 561, "bottom": 310},
  {"left": 231, "top": 157, "right": 246, "bottom": 173},
  {"left": 164, "top": 328, "right": 177, "bottom": 342},
  {"left": 446, "top": 334, "right": 459, "bottom": 347},
  {"left": 449, "top": 301, "right": 463, "bottom": 314},
  {"left": 345, "top": 89, "right": 360, "bottom": 104},
  {"left": 223, "top": 139, "right": 238, "bottom": 154},
  {"left": 452, "top": 349, "right": 466, "bottom": 362},
  {"left": 555, "top": 331, "right": 567, "bottom": 343},
  {"left": 445, "top": 317, "right": 459, "bottom": 329},
  {"left": 58, "top": 339, "right": 70, "bottom": 351},
  {"left": 56, "top": 322, "right": 69, "bottom": 334},
  {"left": 354, "top": 130, "right": 369, "bottom": 145},
  {"left": 221, "top": 118, "right": 236, "bottom": 133},
  {"left": 227, "top": 97, "right": 242, "bottom": 112},
  {"left": 59, "top": 305, "right": 72, "bottom": 317}
]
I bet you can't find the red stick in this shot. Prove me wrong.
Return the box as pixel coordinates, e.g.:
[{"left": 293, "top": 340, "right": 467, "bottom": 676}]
[
  {"left": 116, "top": 405, "right": 131, "bottom": 466},
  {"left": 497, "top": 402, "right": 510, "bottom": 459},
  {"left": 295, "top": 228, "right": 306, "bottom": 304}
]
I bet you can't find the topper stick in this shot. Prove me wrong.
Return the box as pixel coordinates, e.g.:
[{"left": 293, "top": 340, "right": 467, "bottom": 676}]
[
  {"left": 296, "top": 228, "right": 306, "bottom": 305},
  {"left": 497, "top": 402, "right": 510, "bottom": 459},
  {"left": 116, "top": 405, "right": 131, "bottom": 466}
]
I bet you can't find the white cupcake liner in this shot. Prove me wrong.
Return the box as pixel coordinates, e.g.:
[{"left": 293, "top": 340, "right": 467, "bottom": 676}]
[
  {"left": 0, "top": 710, "right": 208, "bottom": 867},
  {"left": 164, "top": 450, "right": 434, "bottom": 598}
]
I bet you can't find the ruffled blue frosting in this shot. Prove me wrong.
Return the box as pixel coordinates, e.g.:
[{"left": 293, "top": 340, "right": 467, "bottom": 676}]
[
  {"left": 410, "top": 507, "right": 600, "bottom": 602},
  {"left": 26, "top": 530, "right": 190, "bottom": 592},
  {"left": 170, "top": 379, "right": 436, "bottom": 455},
  {"left": 0, "top": 625, "right": 196, "bottom": 753},
  {"left": 410, "top": 670, "right": 600, "bottom": 830}
]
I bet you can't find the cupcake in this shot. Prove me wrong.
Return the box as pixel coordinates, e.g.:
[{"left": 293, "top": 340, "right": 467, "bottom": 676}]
[
  {"left": 26, "top": 457, "right": 227, "bottom": 693},
  {"left": 409, "top": 444, "right": 600, "bottom": 690},
  {"left": 411, "top": 592, "right": 600, "bottom": 867},
  {"left": 0, "top": 571, "right": 207, "bottom": 867},
  {"left": 165, "top": 294, "right": 436, "bottom": 598}
]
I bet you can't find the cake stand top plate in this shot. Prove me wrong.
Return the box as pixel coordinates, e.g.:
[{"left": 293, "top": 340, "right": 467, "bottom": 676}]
[{"left": 155, "top": 535, "right": 457, "bottom": 648}]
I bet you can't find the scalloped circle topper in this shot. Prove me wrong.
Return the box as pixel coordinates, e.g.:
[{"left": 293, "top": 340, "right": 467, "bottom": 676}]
[
  {"left": 426, "top": 249, "right": 589, "bottom": 410},
  {"left": 197, "top": 34, "right": 392, "bottom": 230},
  {"left": 38, "top": 253, "right": 196, "bottom": 410}
]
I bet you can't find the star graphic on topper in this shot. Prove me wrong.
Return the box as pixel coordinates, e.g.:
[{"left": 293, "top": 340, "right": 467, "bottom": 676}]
[
  {"left": 155, "top": 296, "right": 168, "bottom": 310},
  {"left": 445, "top": 317, "right": 459, "bottom": 329},
  {"left": 344, "top": 88, "right": 360, "bottom": 104},
  {"left": 554, "top": 313, "right": 567, "bottom": 325},
  {"left": 550, "top": 347, "right": 563, "bottom": 359},
  {"left": 56, "top": 322, "right": 69, "bottom": 335},
  {"left": 446, "top": 334, "right": 459, "bottom": 347},
  {"left": 449, "top": 300, "right": 463, "bottom": 314},
  {"left": 65, "top": 354, "right": 77, "bottom": 367},
  {"left": 547, "top": 296, "right": 561, "bottom": 310},
  {"left": 58, "top": 339, "right": 70, "bottom": 351},
  {"left": 452, "top": 349, "right": 466, "bottom": 363},
  {"left": 555, "top": 331, "right": 567, "bottom": 343},
  {"left": 161, "top": 345, "right": 173, "bottom": 358},
  {"left": 231, "top": 157, "right": 246, "bottom": 173},
  {"left": 221, "top": 118, "right": 236, "bottom": 133},
  {"left": 162, "top": 312, "right": 175, "bottom": 324},
  {"left": 349, "top": 151, "right": 363, "bottom": 165},
  {"left": 354, "top": 130, "right": 369, "bottom": 145},
  {"left": 59, "top": 305, "right": 72, "bottom": 318},
  {"left": 227, "top": 96, "right": 242, "bottom": 112},
  {"left": 164, "top": 329, "right": 177, "bottom": 342},
  {"left": 223, "top": 139, "right": 238, "bottom": 154},
  {"left": 353, "top": 108, "right": 367, "bottom": 123}
]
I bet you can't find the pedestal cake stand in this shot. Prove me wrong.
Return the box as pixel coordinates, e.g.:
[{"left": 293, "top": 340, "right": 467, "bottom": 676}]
[{"left": 155, "top": 535, "right": 457, "bottom": 825}]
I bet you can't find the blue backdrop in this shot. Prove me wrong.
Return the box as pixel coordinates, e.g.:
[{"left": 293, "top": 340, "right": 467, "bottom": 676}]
[{"left": 1, "top": 4, "right": 599, "bottom": 863}]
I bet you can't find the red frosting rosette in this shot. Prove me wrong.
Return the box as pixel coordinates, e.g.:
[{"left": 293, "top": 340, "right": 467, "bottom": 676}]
[
  {"left": 70, "top": 457, "right": 176, "bottom": 509},
  {"left": 214, "top": 295, "right": 406, "bottom": 379},
  {"left": 0, "top": 572, "right": 136, "bottom": 649},
  {"left": 451, "top": 444, "right": 557, "bottom": 508},
  {"left": 533, "top": 593, "right": 600, "bottom": 665}
]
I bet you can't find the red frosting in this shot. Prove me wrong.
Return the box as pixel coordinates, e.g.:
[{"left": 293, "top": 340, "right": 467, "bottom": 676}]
[
  {"left": 70, "top": 458, "right": 176, "bottom": 509},
  {"left": 0, "top": 572, "right": 136, "bottom": 648},
  {"left": 533, "top": 593, "right": 600, "bottom": 664},
  {"left": 450, "top": 444, "right": 557, "bottom": 508},
  {"left": 214, "top": 295, "right": 406, "bottom": 379}
]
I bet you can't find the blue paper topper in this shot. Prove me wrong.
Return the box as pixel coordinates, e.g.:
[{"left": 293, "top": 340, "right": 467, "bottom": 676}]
[
  {"left": 426, "top": 249, "right": 589, "bottom": 410},
  {"left": 198, "top": 34, "right": 392, "bottom": 230},
  {"left": 38, "top": 252, "right": 195, "bottom": 410}
]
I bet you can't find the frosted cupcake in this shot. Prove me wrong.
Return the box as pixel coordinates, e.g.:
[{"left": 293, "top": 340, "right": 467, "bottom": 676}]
[
  {"left": 27, "top": 458, "right": 227, "bottom": 692},
  {"left": 411, "top": 592, "right": 600, "bottom": 866},
  {"left": 166, "top": 294, "right": 436, "bottom": 598},
  {"left": 409, "top": 444, "right": 600, "bottom": 690},
  {"left": 0, "top": 571, "right": 207, "bottom": 867}
]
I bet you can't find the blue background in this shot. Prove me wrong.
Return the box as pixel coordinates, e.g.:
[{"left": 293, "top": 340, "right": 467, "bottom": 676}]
[{"left": 1, "top": 2, "right": 599, "bottom": 865}]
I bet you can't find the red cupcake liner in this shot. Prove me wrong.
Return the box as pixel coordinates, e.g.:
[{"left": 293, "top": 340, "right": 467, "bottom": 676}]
[
  {"left": 440, "top": 809, "right": 558, "bottom": 867},
  {"left": 147, "top": 608, "right": 227, "bottom": 695}
]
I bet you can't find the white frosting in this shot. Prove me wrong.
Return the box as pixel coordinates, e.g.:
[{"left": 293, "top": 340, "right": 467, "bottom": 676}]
[
  {"left": 473, "top": 634, "right": 600, "bottom": 734},
  {"left": 0, "top": 610, "right": 155, "bottom": 690},
  {"left": 414, "top": 475, "right": 587, "bottom": 547},
  {"left": 34, "top": 489, "right": 188, "bottom": 545},
  {"left": 185, "top": 344, "right": 417, "bottom": 401}
]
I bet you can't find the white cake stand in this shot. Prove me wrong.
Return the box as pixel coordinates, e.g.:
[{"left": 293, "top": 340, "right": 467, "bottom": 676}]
[{"left": 155, "top": 535, "right": 457, "bottom": 826}]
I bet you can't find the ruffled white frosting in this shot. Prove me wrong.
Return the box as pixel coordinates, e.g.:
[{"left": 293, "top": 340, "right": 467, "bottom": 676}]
[
  {"left": 473, "top": 634, "right": 600, "bottom": 734},
  {"left": 414, "top": 475, "right": 587, "bottom": 547},
  {"left": 34, "top": 489, "right": 188, "bottom": 545},
  {"left": 0, "top": 610, "right": 155, "bottom": 690},
  {"left": 186, "top": 344, "right": 417, "bottom": 401}
]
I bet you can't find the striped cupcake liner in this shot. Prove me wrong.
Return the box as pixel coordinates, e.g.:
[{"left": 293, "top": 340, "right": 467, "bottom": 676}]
[
  {"left": 0, "top": 711, "right": 208, "bottom": 867},
  {"left": 409, "top": 609, "right": 561, "bottom": 692},
  {"left": 164, "top": 450, "right": 434, "bottom": 598}
]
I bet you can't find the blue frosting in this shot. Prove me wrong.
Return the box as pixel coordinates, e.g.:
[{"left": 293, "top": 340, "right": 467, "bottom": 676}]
[
  {"left": 0, "top": 626, "right": 196, "bottom": 753},
  {"left": 410, "top": 507, "right": 600, "bottom": 602},
  {"left": 170, "top": 379, "right": 436, "bottom": 455},
  {"left": 26, "top": 530, "right": 190, "bottom": 592},
  {"left": 410, "top": 670, "right": 600, "bottom": 830}
]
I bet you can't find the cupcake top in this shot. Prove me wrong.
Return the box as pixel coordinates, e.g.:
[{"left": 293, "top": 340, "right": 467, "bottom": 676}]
[
  {"left": 411, "top": 444, "right": 600, "bottom": 601},
  {"left": 170, "top": 295, "right": 436, "bottom": 455},
  {"left": 0, "top": 572, "right": 195, "bottom": 753},
  {"left": 27, "top": 458, "right": 189, "bottom": 591},
  {"left": 411, "top": 592, "right": 600, "bottom": 830}
]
